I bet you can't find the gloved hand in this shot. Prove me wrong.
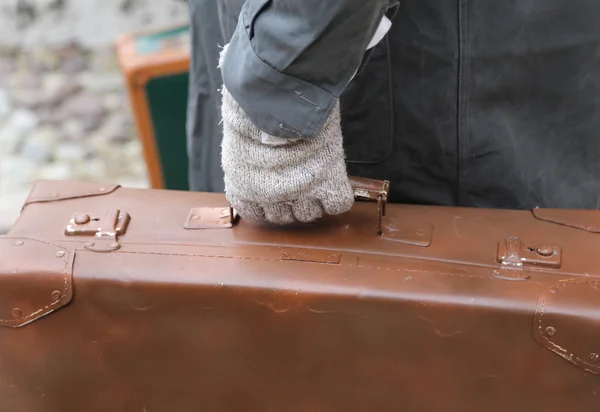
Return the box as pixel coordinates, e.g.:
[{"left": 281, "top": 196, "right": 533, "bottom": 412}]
[{"left": 218, "top": 45, "right": 354, "bottom": 225}]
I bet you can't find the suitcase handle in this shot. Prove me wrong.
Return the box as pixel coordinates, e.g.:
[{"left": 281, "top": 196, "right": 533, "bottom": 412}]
[
  {"left": 348, "top": 176, "right": 390, "bottom": 235},
  {"left": 186, "top": 176, "right": 390, "bottom": 235}
]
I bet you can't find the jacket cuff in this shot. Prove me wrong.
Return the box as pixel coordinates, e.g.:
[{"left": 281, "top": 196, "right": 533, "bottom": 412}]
[{"left": 221, "top": 17, "right": 338, "bottom": 140}]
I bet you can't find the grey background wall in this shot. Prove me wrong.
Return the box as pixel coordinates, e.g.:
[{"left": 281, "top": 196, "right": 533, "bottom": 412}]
[{"left": 0, "top": 0, "right": 189, "bottom": 48}]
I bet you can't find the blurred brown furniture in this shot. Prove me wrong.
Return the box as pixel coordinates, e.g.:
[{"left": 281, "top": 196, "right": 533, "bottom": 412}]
[{"left": 115, "top": 23, "right": 191, "bottom": 190}]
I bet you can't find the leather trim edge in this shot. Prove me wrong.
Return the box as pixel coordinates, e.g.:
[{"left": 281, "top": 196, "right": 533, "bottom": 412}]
[
  {"left": 532, "top": 208, "right": 600, "bottom": 233},
  {"left": 533, "top": 281, "right": 600, "bottom": 375},
  {"left": 0, "top": 237, "right": 75, "bottom": 328},
  {"left": 23, "top": 180, "right": 120, "bottom": 210}
]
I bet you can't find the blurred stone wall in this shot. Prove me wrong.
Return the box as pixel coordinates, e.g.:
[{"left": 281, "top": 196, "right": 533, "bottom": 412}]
[
  {"left": 0, "top": 0, "right": 189, "bottom": 231},
  {"left": 0, "top": 0, "right": 189, "bottom": 47}
]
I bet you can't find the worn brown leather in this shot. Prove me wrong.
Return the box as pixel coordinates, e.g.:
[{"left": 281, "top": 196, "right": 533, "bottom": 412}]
[
  {"left": 1, "top": 178, "right": 599, "bottom": 411},
  {"left": 532, "top": 207, "right": 600, "bottom": 233},
  {"left": 22, "top": 180, "right": 120, "bottom": 209}
]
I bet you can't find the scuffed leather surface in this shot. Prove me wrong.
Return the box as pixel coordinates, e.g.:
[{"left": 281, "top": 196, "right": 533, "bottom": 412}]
[
  {"left": 23, "top": 180, "right": 119, "bottom": 207},
  {"left": 0, "top": 238, "right": 73, "bottom": 328},
  {"left": 534, "top": 280, "right": 600, "bottom": 375},
  {"left": 1, "top": 181, "right": 599, "bottom": 411}
]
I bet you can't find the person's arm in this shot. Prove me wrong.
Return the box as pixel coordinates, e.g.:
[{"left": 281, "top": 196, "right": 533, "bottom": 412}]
[
  {"left": 217, "top": 0, "right": 397, "bottom": 225},
  {"left": 221, "top": 0, "right": 397, "bottom": 140}
]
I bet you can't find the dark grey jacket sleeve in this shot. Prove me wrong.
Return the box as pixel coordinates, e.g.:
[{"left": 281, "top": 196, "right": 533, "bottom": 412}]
[{"left": 221, "top": 0, "right": 397, "bottom": 140}]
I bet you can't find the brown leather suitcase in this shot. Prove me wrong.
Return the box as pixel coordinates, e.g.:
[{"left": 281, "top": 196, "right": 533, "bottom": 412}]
[{"left": 1, "top": 177, "right": 598, "bottom": 411}]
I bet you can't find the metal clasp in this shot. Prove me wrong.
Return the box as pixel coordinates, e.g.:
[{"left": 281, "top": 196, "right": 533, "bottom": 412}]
[
  {"left": 65, "top": 210, "right": 130, "bottom": 252},
  {"left": 351, "top": 178, "right": 433, "bottom": 246},
  {"left": 350, "top": 177, "right": 389, "bottom": 236},
  {"left": 494, "top": 236, "right": 561, "bottom": 281},
  {"left": 184, "top": 207, "right": 239, "bottom": 230}
]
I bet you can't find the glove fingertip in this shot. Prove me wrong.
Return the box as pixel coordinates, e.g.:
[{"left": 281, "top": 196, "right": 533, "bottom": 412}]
[
  {"left": 292, "top": 199, "right": 323, "bottom": 223},
  {"left": 320, "top": 185, "right": 355, "bottom": 216},
  {"left": 263, "top": 203, "right": 295, "bottom": 225},
  {"left": 234, "top": 200, "right": 265, "bottom": 222}
]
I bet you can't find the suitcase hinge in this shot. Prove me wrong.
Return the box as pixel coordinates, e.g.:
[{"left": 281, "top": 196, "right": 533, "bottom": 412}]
[
  {"left": 494, "top": 236, "right": 561, "bottom": 281},
  {"left": 184, "top": 207, "right": 239, "bottom": 229},
  {"left": 64, "top": 210, "right": 130, "bottom": 252}
]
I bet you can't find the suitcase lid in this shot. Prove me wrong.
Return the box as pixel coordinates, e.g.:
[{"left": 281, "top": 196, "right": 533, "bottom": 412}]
[{"left": 8, "top": 178, "right": 600, "bottom": 281}]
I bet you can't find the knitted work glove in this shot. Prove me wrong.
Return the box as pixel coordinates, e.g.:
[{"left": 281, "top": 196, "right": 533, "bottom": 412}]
[{"left": 219, "top": 46, "right": 354, "bottom": 225}]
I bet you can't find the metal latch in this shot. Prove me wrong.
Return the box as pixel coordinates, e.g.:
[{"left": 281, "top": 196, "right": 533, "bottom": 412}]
[
  {"left": 184, "top": 207, "right": 239, "bottom": 229},
  {"left": 350, "top": 177, "right": 389, "bottom": 236},
  {"left": 494, "top": 236, "right": 561, "bottom": 281},
  {"left": 65, "top": 210, "right": 130, "bottom": 252},
  {"left": 350, "top": 177, "right": 433, "bottom": 246}
]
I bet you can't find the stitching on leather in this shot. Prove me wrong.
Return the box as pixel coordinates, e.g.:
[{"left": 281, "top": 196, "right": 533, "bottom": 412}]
[
  {"left": 356, "top": 264, "right": 481, "bottom": 279},
  {"left": 0, "top": 239, "right": 71, "bottom": 325},
  {"left": 116, "top": 250, "right": 281, "bottom": 261},
  {"left": 557, "top": 281, "right": 600, "bottom": 371},
  {"left": 535, "top": 286, "right": 548, "bottom": 344},
  {"left": 535, "top": 281, "right": 600, "bottom": 373},
  {"left": 113, "top": 250, "right": 485, "bottom": 279}
]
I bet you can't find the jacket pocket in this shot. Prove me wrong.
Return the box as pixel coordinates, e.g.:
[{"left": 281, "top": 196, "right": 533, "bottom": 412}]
[{"left": 341, "top": 37, "right": 394, "bottom": 164}]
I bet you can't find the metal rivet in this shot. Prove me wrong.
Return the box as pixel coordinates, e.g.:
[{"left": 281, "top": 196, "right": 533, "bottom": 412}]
[
  {"left": 51, "top": 291, "right": 62, "bottom": 301},
  {"left": 98, "top": 187, "right": 106, "bottom": 192},
  {"left": 549, "top": 286, "right": 559, "bottom": 294},
  {"left": 14, "top": 240, "right": 24, "bottom": 246},
  {"left": 192, "top": 215, "right": 201, "bottom": 221},
  {"left": 217, "top": 218, "right": 229, "bottom": 226},
  {"left": 56, "top": 250, "right": 66, "bottom": 258},
  {"left": 589, "top": 353, "right": 599, "bottom": 363},
  {"left": 74, "top": 213, "right": 90, "bottom": 225},
  {"left": 545, "top": 326, "right": 557, "bottom": 337},
  {"left": 85, "top": 241, "right": 95, "bottom": 248},
  {"left": 110, "top": 242, "right": 119, "bottom": 249},
  {"left": 12, "top": 308, "right": 22, "bottom": 318},
  {"left": 416, "top": 229, "right": 427, "bottom": 236},
  {"left": 537, "top": 245, "right": 554, "bottom": 257}
]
